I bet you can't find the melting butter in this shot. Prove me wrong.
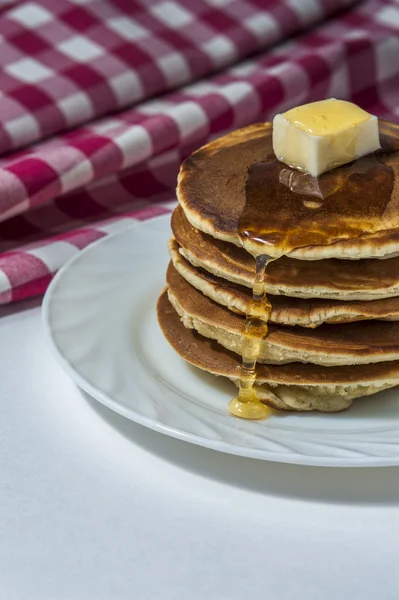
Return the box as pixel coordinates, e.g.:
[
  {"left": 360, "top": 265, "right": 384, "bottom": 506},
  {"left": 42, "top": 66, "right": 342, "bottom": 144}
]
[{"left": 272, "top": 99, "right": 380, "bottom": 177}]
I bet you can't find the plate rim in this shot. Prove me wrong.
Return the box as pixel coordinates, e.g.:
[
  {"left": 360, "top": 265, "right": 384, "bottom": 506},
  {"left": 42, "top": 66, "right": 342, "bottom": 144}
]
[{"left": 42, "top": 214, "right": 399, "bottom": 467}]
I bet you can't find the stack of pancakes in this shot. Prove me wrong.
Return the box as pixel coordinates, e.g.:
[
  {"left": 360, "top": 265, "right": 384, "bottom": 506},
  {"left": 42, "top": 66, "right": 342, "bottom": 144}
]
[{"left": 157, "top": 121, "right": 399, "bottom": 413}]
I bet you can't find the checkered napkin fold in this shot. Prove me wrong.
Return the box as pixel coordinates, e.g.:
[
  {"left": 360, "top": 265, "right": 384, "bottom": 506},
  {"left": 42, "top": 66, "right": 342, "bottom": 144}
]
[{"left": 0, "top": 0, "right": 398, "bottom": 304}]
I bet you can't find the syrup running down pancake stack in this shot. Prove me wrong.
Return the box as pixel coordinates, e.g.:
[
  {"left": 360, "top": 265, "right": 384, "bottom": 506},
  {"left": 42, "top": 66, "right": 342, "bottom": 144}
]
[{"left": 157, "top": 105, "right": 399, "bottom": 418}]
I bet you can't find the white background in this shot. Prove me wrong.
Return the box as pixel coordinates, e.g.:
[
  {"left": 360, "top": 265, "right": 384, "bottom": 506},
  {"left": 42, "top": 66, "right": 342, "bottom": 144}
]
[{"left": 1, "top": 300, "right": 398, "bottom": 600}]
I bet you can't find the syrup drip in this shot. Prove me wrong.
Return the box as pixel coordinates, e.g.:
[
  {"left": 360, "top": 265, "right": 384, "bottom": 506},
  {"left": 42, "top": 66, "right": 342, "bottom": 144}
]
[
  {"left": 228, "top": 255, "right": 273, "bottom": 419},
  {"left": 228, "top": 137, "right": 396, "bottom": 420}
]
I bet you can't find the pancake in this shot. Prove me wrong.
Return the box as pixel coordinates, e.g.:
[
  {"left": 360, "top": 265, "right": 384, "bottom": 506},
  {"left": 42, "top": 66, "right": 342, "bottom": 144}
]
[
  {"left": 177, "top": 121, "right": 399, "bottom": 259},
  {"left": 172, "top": 205, "right": 399, "bottom": 301},
  {"left": 169, "top": 239, "right": 399, "bottom": 327},
  {"left": 166, "top": 263, "right": 399, "bottom": 366},
  {"left": 157, "top": 291, "right": 399, "bottom": 412}
]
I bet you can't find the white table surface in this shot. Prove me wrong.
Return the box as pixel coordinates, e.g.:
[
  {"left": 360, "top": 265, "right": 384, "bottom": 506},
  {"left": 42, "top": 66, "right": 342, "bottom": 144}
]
[{"left": 1, "top": 300, "right": 399, "bottom": 600}]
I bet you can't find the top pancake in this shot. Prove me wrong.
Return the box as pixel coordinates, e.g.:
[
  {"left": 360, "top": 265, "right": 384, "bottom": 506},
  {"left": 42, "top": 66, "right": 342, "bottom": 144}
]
[{"left": 177, "top": 120, "right": 399, "bottom": 259}]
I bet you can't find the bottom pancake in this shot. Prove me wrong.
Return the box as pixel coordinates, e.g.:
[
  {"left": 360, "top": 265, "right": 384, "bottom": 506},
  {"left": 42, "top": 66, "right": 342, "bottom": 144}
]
[{"left": 157, "top": 291, "right": 399, "bottom": 413}]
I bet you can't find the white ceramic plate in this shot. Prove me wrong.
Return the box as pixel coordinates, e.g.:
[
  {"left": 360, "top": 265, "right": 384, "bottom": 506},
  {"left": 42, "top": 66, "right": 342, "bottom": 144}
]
[{"left": 43, "top": 214, "right": 399, "bottom": 467}]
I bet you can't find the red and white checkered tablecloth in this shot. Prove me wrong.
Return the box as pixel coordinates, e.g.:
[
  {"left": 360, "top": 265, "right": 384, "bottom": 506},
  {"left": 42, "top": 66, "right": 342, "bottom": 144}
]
[{"left": 0, "top": 0, "right": 399, "bottom": 305}]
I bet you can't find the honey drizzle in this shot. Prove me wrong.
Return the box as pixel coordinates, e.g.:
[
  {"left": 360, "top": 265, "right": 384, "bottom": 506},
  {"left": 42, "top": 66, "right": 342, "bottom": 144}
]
[{"left": 228, "top": 255, "right": 273, "bottom": 419}]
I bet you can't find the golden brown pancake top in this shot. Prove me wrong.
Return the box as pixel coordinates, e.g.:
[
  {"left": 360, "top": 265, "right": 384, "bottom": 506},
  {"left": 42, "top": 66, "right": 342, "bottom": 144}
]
[{"left": 177, "top": 121, "right": 399, "bottom": 259}]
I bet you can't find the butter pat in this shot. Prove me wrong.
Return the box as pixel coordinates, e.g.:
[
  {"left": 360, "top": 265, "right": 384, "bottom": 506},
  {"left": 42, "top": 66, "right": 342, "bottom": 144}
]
[{"left": 272, "top": 99, "right": 380, "bottom": 177}]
